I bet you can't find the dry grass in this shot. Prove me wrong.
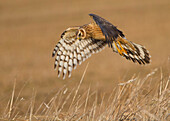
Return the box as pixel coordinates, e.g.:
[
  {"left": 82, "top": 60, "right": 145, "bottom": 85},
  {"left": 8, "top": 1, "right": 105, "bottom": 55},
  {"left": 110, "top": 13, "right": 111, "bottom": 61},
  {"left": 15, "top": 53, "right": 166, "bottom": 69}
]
[
  {"left": 1, "top": 63, "right": 169, "bottom": 120},
  {"left": 0, "top": 0, "right": 170, "bottom": 120}
]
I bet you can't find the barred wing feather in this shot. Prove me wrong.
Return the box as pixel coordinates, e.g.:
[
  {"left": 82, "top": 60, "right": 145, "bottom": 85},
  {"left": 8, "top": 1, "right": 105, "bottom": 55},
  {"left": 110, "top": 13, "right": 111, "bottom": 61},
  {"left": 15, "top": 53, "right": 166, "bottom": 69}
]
[{"left": 52, "top": 38, "right": 107, "bottom": 79}]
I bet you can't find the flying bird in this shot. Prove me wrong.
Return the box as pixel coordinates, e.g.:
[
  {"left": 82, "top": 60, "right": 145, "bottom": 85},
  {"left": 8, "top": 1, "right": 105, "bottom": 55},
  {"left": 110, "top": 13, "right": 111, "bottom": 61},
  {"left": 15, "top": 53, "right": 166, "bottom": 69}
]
[{"left": 52, "top": 14, "right": 151, "bottom": 79}]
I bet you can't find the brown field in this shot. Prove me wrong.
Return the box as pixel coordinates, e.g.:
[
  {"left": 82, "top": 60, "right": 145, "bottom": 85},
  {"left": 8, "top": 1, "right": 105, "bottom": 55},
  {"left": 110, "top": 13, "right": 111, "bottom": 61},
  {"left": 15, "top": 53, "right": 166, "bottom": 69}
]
[{"left": 0, "top": 0, "right": 169, "bottom": 120}]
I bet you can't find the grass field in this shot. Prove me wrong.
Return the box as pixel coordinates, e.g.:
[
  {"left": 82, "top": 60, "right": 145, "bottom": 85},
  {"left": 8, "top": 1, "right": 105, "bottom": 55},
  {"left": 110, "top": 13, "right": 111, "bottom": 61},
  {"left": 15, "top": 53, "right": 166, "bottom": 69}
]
[{"left": 0, "top": 0, "right": 169, "bottom": 120}]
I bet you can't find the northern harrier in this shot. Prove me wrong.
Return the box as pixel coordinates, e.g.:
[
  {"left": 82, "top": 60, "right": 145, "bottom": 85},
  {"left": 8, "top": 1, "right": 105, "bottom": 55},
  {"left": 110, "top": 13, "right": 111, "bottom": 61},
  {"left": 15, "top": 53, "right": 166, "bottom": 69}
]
[{"left": 52, "top": 14, "right": 151, "bottom": 79}]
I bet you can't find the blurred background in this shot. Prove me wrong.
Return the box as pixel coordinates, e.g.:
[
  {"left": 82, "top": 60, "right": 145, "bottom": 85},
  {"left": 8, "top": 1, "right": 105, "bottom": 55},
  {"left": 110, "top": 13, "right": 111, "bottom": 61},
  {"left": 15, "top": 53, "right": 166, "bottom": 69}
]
[{"left": 0, "top": 0, "right": 169, "bottom": 114}]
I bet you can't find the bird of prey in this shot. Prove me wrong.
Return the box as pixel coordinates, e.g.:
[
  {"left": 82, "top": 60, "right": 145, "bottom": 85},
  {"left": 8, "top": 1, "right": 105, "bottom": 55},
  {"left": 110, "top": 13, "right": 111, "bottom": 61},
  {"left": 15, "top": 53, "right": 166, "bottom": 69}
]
[{"left": 52, "top": 14, "right": 151, "bottom": 79}]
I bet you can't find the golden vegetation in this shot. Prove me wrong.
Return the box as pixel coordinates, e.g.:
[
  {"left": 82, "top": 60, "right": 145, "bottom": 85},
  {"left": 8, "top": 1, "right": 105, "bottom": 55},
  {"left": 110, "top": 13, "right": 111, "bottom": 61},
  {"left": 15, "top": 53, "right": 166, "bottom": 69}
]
[{"left": 1, "top": 64, "right": 169, "bottom": 120}]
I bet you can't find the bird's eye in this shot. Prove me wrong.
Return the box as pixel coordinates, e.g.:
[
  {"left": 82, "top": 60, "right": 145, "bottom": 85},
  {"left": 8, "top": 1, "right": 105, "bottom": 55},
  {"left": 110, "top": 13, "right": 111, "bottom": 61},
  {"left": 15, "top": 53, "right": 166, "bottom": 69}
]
[{"left": 78, "top": 33, "right": 81, "bottom": 37}]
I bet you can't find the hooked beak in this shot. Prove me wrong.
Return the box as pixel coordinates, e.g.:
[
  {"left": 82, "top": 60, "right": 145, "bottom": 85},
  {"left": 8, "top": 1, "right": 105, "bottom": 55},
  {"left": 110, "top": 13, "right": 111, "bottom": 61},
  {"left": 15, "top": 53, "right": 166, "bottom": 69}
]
[{"left": 75, "top": 37, "right": 81, "bottom": 41}]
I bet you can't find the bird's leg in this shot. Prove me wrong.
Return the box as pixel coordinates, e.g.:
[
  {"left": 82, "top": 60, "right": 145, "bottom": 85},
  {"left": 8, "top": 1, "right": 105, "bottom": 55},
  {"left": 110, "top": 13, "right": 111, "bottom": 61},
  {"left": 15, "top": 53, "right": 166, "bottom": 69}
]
[
  {"left": 117, "top": 41, "right": 127, "bottom": 54},
  {"left": 114, "top": 42, "right": 123, "bottom": 55},
  {"left": 114, "top": 41, "right": 127, "bottom": 56}
]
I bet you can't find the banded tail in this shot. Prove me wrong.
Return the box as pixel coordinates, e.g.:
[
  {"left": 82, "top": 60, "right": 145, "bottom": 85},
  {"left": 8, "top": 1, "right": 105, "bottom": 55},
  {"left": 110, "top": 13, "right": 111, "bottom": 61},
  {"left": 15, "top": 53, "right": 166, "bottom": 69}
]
[{"left": 112, "top": 36, "right": 151, "bottom": 65}]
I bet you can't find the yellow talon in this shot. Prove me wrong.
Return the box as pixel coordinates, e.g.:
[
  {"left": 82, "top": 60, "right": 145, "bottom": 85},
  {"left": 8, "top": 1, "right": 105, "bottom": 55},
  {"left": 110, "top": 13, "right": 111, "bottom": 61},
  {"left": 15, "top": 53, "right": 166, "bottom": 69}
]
[
  {"left": 118, "top": 41, "right": 127, "bottom": 54},
  {"left": 114, "top": 42, "right": 123, "bottom": 55}
]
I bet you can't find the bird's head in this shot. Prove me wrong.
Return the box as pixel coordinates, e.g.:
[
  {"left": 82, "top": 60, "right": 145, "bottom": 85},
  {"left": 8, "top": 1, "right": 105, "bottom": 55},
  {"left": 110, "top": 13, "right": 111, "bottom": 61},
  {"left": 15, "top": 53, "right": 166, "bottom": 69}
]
[{"left": 76, "top": 28, "right": 86, "bottom": 41}]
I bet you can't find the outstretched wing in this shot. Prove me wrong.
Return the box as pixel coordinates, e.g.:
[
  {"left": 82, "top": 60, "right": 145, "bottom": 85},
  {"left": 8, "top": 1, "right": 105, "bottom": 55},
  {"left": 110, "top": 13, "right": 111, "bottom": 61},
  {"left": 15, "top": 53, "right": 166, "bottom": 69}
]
[
  {"left": 89, "top": 13, "right": 125, "bottom": 47},
  {"left": 52, "top": 29, "right": 107, "bottom": 79},
  {"left": 89, "top": 14, "right": 151, "bottom": 65}
]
